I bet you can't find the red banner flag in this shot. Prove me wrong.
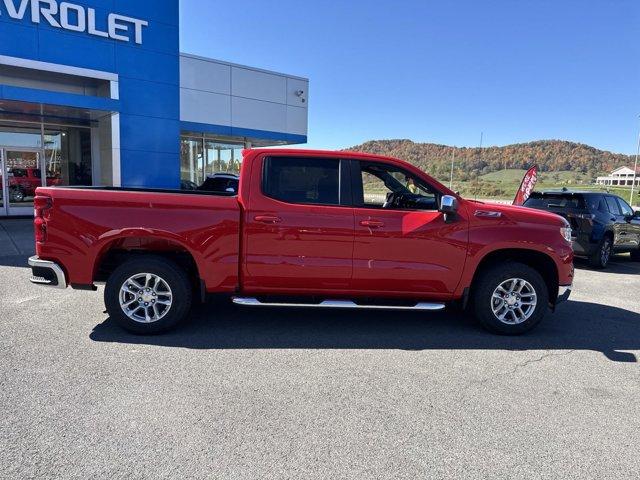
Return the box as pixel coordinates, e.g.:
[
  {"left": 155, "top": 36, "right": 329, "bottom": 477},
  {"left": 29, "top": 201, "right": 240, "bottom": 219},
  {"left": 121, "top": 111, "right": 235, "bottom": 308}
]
[{"left": 513, "top": 166, "right": 538, "bottom": 206}]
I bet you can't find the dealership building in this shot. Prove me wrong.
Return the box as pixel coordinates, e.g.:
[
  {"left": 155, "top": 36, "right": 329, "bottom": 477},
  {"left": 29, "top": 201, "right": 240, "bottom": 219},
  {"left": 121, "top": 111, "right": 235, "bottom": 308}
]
[{"left": 0, "top": 0, "right": 308, "bottom": 216}]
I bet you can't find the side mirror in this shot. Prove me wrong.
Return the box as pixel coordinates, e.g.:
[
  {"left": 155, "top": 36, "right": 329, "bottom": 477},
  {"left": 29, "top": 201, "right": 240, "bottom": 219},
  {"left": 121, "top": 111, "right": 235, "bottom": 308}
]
[{"left": 440, "top": 195, "right": 459, "bottom": 223}]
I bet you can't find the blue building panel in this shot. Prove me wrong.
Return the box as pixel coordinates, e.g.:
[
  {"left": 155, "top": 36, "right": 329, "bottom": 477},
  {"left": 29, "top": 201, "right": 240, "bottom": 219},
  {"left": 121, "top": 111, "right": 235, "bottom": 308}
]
[
  {"left": 119, "top": 114, "right": 180, "bottom": 155},
  {"left": 118, "top": 79, "right": 179, "bottom": 118},
  {"left": 37, "top": 29, "right": 117, "bottom": 71},
  {"left": 0, "top": 21, "right": 38, "bottom": 59},
  {"left": 120, "top": 149, "right": 180, "bottom": 189},
  {"left": 114, "top": 46, "right": 179, "bottom": 85}
]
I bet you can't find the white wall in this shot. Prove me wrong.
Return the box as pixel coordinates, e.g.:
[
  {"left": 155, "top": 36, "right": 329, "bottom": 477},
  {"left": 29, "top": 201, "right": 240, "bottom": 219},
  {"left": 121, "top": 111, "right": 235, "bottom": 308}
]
[{"left": 179, "top": 54, "right": 308, "bottom": 139}]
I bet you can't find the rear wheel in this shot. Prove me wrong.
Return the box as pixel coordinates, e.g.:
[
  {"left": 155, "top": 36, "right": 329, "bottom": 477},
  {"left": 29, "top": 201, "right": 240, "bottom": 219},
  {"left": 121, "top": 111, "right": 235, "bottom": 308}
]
[
  {"left": 589, "top": 235, "right": 612, "bottom": 269},
  {"left": 631, "top": 249, "right": 640, "bottom": 261},
  {"left": 471, "top": 262, "right": 549, "bottom": 335},
  {"left": 105, "top": 256, "right": 193, "bottom": 334}
]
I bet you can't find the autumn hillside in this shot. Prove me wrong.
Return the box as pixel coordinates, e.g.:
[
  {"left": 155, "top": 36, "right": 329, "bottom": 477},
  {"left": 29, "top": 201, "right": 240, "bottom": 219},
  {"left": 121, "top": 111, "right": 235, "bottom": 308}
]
[{"left": 345, "top": 139, "right": 633, "bottom": 182}]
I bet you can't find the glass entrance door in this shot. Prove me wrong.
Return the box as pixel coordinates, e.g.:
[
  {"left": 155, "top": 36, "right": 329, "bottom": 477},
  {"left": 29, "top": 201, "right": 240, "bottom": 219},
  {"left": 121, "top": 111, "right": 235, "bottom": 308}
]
[{"left": 0, "top": 149, "right": 44, "bottom": 216}]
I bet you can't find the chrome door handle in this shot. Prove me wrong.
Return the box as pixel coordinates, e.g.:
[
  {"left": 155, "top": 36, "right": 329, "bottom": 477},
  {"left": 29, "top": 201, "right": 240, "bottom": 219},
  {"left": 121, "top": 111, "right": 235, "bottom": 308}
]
[
  {"left": 360, "top": 219, "right": 384, "bottom": 228},
  {"left": 254, "top": 215, "right": 282, "bottom": 224}
]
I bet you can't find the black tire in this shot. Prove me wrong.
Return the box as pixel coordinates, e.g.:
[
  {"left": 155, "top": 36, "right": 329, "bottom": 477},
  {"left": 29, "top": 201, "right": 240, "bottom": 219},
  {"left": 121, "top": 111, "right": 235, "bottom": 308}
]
[
  {"left": 631, "top": 249, "right": 640, "bottom": 262},
  {"left": 471, "top": 262, "right": 549, "bottom": 335},
  {"left": 589, "top": 235, "right": 612, "bottom": 269},
  {"left": 9, "top": 186, "right": 25, "bottom": 203},
  {"left": 104, "top": 255, "right": 193, "bottom": 334}
]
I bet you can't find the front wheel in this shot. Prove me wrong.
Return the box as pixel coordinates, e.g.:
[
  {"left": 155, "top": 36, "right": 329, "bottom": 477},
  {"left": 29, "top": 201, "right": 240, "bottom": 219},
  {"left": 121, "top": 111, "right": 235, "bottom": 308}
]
[
  {"left": 471, "top": 262, "right": 549, "bottom": 335},
  {"left": 104, "top": 256, "right": 193, "bottom": 334}
]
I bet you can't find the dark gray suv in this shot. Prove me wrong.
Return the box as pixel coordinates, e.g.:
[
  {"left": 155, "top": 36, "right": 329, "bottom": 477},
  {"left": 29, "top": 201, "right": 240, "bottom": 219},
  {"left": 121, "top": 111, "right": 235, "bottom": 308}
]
[{"left": 524, "top": 190, "right": 640, "bottom": 268}]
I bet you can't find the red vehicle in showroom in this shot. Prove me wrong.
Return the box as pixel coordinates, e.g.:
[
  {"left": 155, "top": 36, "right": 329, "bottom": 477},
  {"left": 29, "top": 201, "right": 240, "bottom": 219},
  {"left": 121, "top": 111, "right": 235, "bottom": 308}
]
[
  {"left": 28, "top": 149, "right": 573, "bottom": 335},
  {"left": 0, "top": 168, "right": 61, "bottom": 202}
]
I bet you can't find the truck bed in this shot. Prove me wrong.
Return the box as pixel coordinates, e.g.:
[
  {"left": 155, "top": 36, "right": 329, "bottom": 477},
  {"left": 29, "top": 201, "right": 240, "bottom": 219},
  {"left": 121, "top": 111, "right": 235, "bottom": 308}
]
[{"left": 35, "top": 186, "right": 241, "bottom": 292}]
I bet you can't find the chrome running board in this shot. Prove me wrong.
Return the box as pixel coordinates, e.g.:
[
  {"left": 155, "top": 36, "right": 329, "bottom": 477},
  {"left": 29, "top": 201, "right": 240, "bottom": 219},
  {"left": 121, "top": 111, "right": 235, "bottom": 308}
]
[{"left": 232, "top": 297, "right": 445, "bottom": 311}]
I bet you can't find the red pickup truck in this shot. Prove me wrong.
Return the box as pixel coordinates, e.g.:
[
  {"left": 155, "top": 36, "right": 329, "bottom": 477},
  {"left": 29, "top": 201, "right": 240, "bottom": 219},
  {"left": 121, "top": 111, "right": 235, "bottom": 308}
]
[
  {"left": 0, "top": 168, "right": 61, "bottom": 202},
  {"left": 28, "top": 149, "right": 573, "bottom": 335}
]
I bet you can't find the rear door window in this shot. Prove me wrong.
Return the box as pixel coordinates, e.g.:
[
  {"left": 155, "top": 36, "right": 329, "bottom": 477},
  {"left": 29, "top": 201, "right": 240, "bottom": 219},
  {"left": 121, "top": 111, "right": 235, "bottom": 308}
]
[
  {"left": 584, "top": 194, "right": 605, "bottom": 212},
  {"left": 263, "top": 157, "right": 341, "bottom": 206},
  {"left": 596, "top": 196, "right": 609, "bottom": 214},
  {"left": 605, "top": 196, "right": 621, "bottom": 215}
]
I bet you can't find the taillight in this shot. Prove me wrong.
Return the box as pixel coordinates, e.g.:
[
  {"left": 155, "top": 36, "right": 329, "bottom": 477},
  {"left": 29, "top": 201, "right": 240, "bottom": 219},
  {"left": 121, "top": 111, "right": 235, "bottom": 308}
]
[
  {"left": 34, "top": 195, "right": 52, "bottom": 217},
  {"left": 34, "top": 195, "right": 52, "bottom": 243}
]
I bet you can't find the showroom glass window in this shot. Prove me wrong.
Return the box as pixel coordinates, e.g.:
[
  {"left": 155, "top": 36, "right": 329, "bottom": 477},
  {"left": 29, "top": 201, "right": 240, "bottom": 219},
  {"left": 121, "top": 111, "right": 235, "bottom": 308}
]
[
  {"left": 180, "top": 135, "right": 244, "bottom": 189},
  {"left": 180, "top": 136, "right": 205, "bottom": 185},
  {"left": 44, "top": 127, "right": 92, "bottom": 186},
  {"left": 0, "top": 121, "right": 92, "bottom": 187}
]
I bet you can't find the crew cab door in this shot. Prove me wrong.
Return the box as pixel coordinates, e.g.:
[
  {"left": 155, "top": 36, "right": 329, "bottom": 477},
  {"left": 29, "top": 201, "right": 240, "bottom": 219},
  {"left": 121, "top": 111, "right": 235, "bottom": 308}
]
[
  {"left": 605, "top": 195, "right": 629, "bottom": 249},
  {"left": 349, "top": 159, "right": 468, "bottom": 299},
  {"left": 616, "top": 197, "right": 640, "bottom": 249},
  {"left": 242, "top": 155, "right": 354, "bottom": 293}
]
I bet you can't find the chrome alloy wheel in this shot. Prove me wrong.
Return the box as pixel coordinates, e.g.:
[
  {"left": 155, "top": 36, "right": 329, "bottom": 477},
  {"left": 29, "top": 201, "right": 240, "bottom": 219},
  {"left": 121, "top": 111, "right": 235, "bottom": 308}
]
[
  {"left": 118, "top": 273, "right": 173, "bottom": 324},
  {"left": 490, "top": 278, "right": 537, "bottom": 325}
]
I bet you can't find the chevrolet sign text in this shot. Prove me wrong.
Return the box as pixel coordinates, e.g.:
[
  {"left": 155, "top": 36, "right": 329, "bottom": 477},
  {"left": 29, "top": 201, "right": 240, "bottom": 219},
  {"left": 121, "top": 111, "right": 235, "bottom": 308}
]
[{"left": 0, "top": 0, "right": 148, "bottom": 44}]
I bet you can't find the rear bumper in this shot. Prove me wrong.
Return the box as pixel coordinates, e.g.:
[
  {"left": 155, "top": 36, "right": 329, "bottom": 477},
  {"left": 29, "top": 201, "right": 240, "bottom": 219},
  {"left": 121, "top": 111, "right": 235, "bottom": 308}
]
[
  {"left": 28, "top": 256, "right": 67, "bottom": 289},
  {"left": 556, "top": 284, "right": 572, "bottom": 304}
]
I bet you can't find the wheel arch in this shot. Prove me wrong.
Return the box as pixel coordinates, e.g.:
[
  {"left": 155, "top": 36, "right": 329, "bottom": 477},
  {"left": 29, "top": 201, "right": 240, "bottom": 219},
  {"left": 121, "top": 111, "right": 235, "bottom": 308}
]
[
  {"left": 92, "top": 234, "right": 203, "bottom": 297},
  {"left": 469, "top": 248, "right": 560, "bottom": 305}
]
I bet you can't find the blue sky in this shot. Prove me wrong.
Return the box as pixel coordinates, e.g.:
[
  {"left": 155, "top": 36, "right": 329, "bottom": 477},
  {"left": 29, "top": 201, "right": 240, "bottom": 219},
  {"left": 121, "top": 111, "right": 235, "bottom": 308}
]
[{"left": 180, "top": 0, "right": 639, "bottom": 154}]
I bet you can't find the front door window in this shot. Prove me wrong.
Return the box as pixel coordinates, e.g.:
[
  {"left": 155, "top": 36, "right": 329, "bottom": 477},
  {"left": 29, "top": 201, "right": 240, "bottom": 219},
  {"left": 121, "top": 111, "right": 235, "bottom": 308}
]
[{"left": 357, "top": 162, "right": 439, "bottom": 211}]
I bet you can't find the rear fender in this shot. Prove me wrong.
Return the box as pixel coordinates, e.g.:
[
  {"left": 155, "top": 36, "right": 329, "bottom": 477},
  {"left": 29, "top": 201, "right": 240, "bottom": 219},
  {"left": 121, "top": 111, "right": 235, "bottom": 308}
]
[{"left": 91, "top": 228, "right": 203, "bottom": 283}]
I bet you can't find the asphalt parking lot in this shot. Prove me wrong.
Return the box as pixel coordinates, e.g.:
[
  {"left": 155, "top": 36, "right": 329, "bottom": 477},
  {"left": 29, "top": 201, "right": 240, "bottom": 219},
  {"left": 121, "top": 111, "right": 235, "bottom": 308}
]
[{"left": 1, "top": 219, "right": 640, "bottom": 479}]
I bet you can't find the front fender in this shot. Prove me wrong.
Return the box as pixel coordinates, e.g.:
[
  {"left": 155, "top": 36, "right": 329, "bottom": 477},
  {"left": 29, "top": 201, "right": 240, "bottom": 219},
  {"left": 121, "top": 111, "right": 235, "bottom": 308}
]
[{"left": 454, "top": 220, "right": 573, "bottom": 297}]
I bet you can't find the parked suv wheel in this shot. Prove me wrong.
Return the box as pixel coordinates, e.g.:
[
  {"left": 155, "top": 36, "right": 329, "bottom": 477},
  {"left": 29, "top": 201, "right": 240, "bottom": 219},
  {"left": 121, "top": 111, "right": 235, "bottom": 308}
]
[
  {"left": 589, "top": 235, "right": 612, "bottom": 269},
  {"left": 631, "top": 249, "right": 640, "bottom": 261},
  {"left": 105, "top": 256, "right": 193, "bottom": 334},
  {"left": 471, "top": 262, "right": 549, "bottom": 335}
]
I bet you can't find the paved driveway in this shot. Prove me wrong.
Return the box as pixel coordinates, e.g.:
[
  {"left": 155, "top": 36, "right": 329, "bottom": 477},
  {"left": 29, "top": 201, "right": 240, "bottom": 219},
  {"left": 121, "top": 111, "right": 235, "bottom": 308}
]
[{"left": 1, "top": 219, "right": 639, "bottom": 479}]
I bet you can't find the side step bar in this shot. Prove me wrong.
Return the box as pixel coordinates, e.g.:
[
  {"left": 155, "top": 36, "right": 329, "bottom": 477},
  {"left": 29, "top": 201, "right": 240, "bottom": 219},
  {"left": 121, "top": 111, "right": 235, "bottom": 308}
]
[{"left": 232, "top": 297, "right": 445, "bottom": 311}]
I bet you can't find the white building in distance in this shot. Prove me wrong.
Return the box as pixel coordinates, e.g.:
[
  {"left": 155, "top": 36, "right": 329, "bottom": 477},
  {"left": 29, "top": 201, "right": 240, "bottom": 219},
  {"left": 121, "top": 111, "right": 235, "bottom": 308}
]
[{"left": 596, "top": 166, "right": 640, "bottom": 186}]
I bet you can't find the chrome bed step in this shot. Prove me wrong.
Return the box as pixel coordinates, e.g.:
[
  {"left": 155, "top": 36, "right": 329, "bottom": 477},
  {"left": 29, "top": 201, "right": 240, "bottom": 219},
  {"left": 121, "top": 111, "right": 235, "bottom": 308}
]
[{"left": 232, "top": 297, "right": 445, "bottom": 311}]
